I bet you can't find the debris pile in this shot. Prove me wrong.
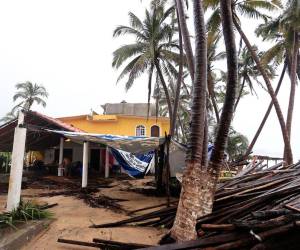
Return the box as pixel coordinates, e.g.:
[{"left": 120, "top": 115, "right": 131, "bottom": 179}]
[
  {"left": 90, "top": 161, "right": 300, "bottom": 249},
  {"left": 24, "top": 176, "right": 126, "bottom": 211}
]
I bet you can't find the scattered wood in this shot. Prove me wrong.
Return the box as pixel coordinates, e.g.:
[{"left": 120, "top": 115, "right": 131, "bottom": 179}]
[
  {"left": 57, "top": 238, "right": 102, "bottom": 248},
  {"left": 57, "top": 238, "right": 153, "bottom": 250},
  {"left": 93, "top": 238, "right": 153, "bottom": 249},
  {"left": 40, "top": 203, "right": 58, "bottom": 210},
  {"left": 90, "top": 161, "right": 300, "bottom": 249}
]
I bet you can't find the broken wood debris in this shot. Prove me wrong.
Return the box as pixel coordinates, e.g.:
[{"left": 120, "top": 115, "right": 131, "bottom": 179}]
[
  {"left": 57, "top": 238, "right": 153, "bottom": 249},
  {"left": 91, "top": 161, "right": 300, "bottom": 249},
  {"left": 24, "top": 176, "right": 127, "bottom": 212}
]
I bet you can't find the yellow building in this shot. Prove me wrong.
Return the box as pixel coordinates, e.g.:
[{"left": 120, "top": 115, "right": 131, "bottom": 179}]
[{"left": 58, "top": 103, "right": 170, "bottom": 137}]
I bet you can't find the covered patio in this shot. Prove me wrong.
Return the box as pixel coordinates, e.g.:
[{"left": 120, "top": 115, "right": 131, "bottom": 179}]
[{"left": 0, "top": 110, "right": 164, "bottom": 211}]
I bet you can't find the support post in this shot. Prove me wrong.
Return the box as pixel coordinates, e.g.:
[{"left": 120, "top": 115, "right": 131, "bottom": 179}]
[
  {"left": 6, "top": 111, "right": 27, "bottom": 211},
  {"left": 82, "top": 142, "right": 89, "bottom": 188},
  {"left": 105, "top": 146, "right": 109, "bottom": 178},
  {"left": 58, "top": 137, "right": 64, "bottom": 176}
]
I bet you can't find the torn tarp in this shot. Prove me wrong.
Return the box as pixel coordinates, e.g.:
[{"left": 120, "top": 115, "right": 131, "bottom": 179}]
[
  {"left": 44, "top": 129, "right": 164, "bottom": 153},
  {"left": 111, "top": 148, "right": 154, "bottom": 178}
]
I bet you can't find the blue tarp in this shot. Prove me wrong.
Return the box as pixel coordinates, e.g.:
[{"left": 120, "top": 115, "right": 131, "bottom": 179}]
[{"left": 111, "top": 148, "right": 154, "bottom": 178}]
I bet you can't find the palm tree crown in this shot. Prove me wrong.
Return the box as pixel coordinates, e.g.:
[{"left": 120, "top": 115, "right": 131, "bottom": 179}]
[
  {"left": 112, "top": 0, "right": 181, "bottom": 119},
  {"left": 13, "top": 81, "right": 49, "bottom": 111}
]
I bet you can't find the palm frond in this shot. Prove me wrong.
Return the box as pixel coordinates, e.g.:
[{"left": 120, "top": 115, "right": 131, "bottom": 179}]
[
  {"left": 112, "top": 43, "right": 145, "bottom": 69},
  {"left": 113, "top": 26, "right": 146, "bottom": 41}
]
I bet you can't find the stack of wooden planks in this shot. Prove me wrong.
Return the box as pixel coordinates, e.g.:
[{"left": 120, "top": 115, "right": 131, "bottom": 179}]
[{"left": 90, "top": 160, "right": 300, "bottom": 249}]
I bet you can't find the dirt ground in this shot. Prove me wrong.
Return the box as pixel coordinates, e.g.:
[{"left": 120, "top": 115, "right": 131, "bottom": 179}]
[{"left": 0, "top": 176, "right": 171, "bottom": 250}]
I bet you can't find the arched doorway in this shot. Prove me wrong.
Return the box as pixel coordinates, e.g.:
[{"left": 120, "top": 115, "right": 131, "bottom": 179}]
[{"left": 151, "top": 125, "right": 160, "bottom": 137}]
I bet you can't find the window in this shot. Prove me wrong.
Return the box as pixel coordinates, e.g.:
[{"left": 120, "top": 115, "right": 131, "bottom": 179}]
[{"left": 136, "top": 125, "right": 146, "bottom": 136}]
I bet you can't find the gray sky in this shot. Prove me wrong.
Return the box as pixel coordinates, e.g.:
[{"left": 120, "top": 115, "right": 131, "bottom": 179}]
[{"left": 0, "top": 0, "right": 299, "bottom": 159}]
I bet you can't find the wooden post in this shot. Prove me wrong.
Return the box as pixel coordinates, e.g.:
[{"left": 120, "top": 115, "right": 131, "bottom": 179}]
[
  {"left": 58, "top": 137, "right": 64, "bottom": 176},
  {"left": 105, "top": 146, "right": 109, "bottom": 178},
  {"left": 6, "top": 111, "right": 27, "bottom": 211},
  {"left": 82, "top": 142, "right": 89, "bottom": 188}
]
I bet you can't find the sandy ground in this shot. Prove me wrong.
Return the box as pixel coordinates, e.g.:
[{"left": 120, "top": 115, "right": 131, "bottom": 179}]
[{"left": 0, "top": 176, "right": 170, "bottom": 250}]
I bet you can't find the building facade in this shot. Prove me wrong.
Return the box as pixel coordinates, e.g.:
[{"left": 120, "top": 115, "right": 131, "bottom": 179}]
[{"left": 58, "top": 103, "right": 170, "bottom": 137}]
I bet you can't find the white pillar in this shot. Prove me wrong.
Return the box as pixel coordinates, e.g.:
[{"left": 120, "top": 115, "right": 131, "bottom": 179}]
[
  {"left": 7, "top": 111, "right": 27, "bottom": 211},
  {"left": 105, "top": 146, "right": 109, "bottom": 178},
  {"left": 82, "top": 142, "right": 89, "bottom": 188},
  {"left": 58, "top": 137, "right": 64, "bottom": 176}
]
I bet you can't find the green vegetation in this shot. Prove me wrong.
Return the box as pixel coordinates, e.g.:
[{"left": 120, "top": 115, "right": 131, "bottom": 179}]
[
  {"left": 1, "top": 81, "right": 49, "bottom": 124},
  {"left": 0, "top": 200, "right": 52, "bottom": 229},
  {"left": 116, "top": 0, "right": 299, "bottom": 240}
]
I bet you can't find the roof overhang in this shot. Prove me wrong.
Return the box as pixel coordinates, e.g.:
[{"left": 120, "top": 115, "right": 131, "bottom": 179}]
[{"left": 0, "top": 110, "right": 83, "bottom": 152}]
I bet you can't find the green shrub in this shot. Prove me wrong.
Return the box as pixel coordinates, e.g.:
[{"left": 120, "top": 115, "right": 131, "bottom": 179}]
[{"left": 0, "top": 200, "right": 52, "bottom": 229}]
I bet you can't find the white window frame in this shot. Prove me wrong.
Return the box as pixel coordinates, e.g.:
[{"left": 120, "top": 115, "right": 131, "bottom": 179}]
[{"left": 136, "top": 125, "right": 146, "bottom": 137}]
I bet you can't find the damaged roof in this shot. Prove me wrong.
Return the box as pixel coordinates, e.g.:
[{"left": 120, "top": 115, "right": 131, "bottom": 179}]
[{"left": 0, "top": 110, "right": 83, "bottom": 152}]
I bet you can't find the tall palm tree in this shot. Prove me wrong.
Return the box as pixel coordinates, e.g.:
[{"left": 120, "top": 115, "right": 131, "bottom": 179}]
[
  {"left": 207, "top": 31, "right": 226, "bottom": 123},
  {"left": 244, "top": 62, "right": 287, "bottom": 158},
  {"left": 0, "top": 111, "right": 17, "bottom": 124},
  {"left": 175, "top": 0, "right": 194, "bottom": 81},
  {"left": 170, "top": 0, "right": 208, "bottom": 241},
  {"left": 154, "top": 72, "right": 191, "bottom": 141},
  {"left": 169, "top": 0, "right": 238, "bottom": 241},
  {"left": 256, "top": 1, "right": 299, "bottom": 161},
  {"left": 13, "top": 81, "right": 48, "bottom": 111},
  {"left": 234, "top": 45, "right": 276, "bottom": 112},
  {"left": 204, "top": 0, "right": 294, "bottom": 165},
  {"left": 112, "top": 0, "right": 181, "bottom": 123}
]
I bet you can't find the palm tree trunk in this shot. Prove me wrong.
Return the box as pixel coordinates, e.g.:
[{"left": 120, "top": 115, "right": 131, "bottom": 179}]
[
  {"left": 175, "top": 0, "right": 194, "bottom": 81},
  {"left": 234, "top": 76, "right": 246, "bottom": 112},
  {"left": 244, "top": 62, "right": 287, "bottom": 158},
  {"left": 208, "top": 72, "right": 220, "bottom": 123},
  {"left": 177, "top": 115, "right": 187, "bottom": 143},
  {"left": 170, "top": 6, "right": 184, "bottom": 136},
  {"left": 210, "top": 0, "right": 238, "bottom": 166},
  {"left": 154, "top": 60, "right": 173, "bottom": 125},
  {"left": 170, "top": 0, "right": 207, "bottom": 241},
  {"left": 284, "top": 32, "right": 298, "bottom": 161},
  {"left": 233, "top": 18, "right": 293, "bottom": 165}
]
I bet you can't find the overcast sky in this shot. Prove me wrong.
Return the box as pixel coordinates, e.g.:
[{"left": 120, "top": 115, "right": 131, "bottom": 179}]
[{"left": 0, "top": 0, "right": 299, "bottom": 159}]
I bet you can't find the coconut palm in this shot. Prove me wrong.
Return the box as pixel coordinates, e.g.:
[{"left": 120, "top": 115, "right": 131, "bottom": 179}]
[
  {"left": 0, "top": 111, "right": 17, "bottom": 124},
  {"left": 12, "top": 81, "right": 48, "bottom": 111},
  {"left": 226, "top": 128, "right": 249, "bottom": 161},
  {"left": 204, "top": 0, "right": 294, "bottom": 165},
  {"left": 169, "top": 0, "right": 238, "bottom": 241},
  {"left": 207, "top": 31, "right": 226, "bottom": 123},
  {"left": 234, "top": 45, "right": 277, "bottom": 112},
  {"left": 112, "top": 0, "right": 182, "bottom": 123},
  {"left": 154, "top": 71, "right": 191, "bottom": 141},
  {"left": 204, "top": 0, "right": 282, "bottom": 34},
  {"left": 244, "top": 62, "right": 287, "bottom": 158},
  {"left": 256, "top": 1, "right": 300, "bottom": 160},
  {"left": 175, "top": 0, "right": 194, "bottom": 81}
]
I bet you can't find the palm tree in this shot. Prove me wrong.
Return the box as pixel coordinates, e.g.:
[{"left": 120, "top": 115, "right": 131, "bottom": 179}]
[
  {"left": 169, "top": 0, "right": 238, "bottom": 241},
  {"left": 13, "top": 81, "right": 48, "bottom": 111},
  {"left": 244, "top": 62, "right": 287, "bottom": 158},
  {"left": 0, "top": 111, "right": 17, "bottom": 124},
  {"left": 204, "top": 0, "right": 294, "bottom": 165},
  {"left": 112, "top": 0, "right": 181, "bottom": 123},
  {"left": 226, "top": 128, "right": 249, "bottom": 161},
  {"left": 255, "top": 1, "right": 299, "bottom": 161},
  {"left": 170, "top": 0, "right": 208, "bottom": 241},
  {"left": 175, "top": 0, "right": 194, "bottom": 81},
  {"left": 207, "top": 31, "right": 226, "bottom": 123},
  {"left": 234, "top": 45, "right": 276, "bottom": 112},
  {"left": 154, "top": 72, "right": 191, "bottom": 141}
]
